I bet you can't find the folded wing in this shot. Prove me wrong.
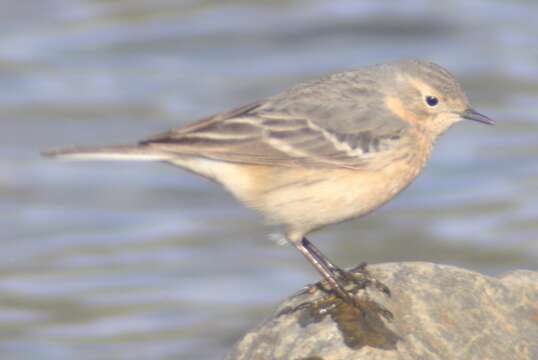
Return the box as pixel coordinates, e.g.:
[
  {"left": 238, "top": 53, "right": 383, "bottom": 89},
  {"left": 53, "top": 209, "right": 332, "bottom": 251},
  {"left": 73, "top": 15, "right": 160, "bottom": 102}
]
[{"left": 141, "top": 98, "right": 412, "bottom": 170}]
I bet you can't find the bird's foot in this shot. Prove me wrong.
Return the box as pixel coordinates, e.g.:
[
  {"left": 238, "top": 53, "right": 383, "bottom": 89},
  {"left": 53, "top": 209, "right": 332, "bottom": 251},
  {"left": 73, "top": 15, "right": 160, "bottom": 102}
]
[
  {"left": 295, "top": 238, "right": 392, "bottom": 319},
  {"left": 309, "top": 263, "right": 393, "bottom": 320},
  {"left": 339, "top": 262, "right": 391, "bottom": 297},
  {"left": 302, "top": 282, "right": 393, "bottom": 322}
]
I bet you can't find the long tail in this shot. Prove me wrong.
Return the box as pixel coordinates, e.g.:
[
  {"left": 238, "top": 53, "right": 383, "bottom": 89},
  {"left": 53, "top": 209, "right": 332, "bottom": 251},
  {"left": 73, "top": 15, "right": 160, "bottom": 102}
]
[{"left": 41, "top": 144, "right": 172, "bottom": 161}]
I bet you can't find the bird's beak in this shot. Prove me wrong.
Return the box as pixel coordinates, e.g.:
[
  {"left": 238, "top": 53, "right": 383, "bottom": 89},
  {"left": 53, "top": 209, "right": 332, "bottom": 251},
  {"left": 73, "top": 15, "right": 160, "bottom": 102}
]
[{"left": 461, "top": 108, "right": 495, "bottom": 125}]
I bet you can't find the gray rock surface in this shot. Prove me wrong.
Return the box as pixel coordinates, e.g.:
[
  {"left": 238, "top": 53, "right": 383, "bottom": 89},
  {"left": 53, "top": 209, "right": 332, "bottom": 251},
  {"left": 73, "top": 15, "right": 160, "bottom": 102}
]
[{"left": 227, "top": 262, "right": 538, "bottom": 360}]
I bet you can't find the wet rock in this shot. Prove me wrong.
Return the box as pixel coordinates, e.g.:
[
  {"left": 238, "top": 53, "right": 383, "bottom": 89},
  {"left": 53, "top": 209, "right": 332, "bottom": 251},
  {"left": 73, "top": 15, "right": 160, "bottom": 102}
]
[{"left": 227, "top": 262, "right": 538, "bottom": 360}]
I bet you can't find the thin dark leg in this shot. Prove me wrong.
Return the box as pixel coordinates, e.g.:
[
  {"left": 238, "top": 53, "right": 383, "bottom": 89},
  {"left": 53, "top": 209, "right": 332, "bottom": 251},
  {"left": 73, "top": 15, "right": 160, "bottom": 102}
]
[
  {"left": 294, "top": 237, "right": 355, "bottom": 304},
  {"left": 297, "top": 237, "right": 391, "bottom": 299},
  {"left": 301, "top": 237, "right": 342, "bottom": 273}
]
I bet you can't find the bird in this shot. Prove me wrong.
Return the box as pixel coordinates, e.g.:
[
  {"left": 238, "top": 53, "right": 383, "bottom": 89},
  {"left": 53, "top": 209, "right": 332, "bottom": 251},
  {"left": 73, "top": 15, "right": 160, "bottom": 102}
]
[{"left": 43, "top": 60, "right": 494, "bottom": 307}]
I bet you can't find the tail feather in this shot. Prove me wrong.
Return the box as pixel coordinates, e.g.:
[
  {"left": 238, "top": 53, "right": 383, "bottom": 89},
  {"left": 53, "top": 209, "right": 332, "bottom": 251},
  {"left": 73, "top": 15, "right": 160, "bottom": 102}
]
[{"left": 41, "top": 144, "right": 172, "bottom": 161}]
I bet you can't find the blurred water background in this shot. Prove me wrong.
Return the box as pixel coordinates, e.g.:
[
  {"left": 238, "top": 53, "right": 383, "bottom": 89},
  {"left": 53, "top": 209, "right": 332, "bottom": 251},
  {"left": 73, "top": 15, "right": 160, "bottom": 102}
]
[{"left": 1, "top": 0, "right": 537, "bottom": 359}]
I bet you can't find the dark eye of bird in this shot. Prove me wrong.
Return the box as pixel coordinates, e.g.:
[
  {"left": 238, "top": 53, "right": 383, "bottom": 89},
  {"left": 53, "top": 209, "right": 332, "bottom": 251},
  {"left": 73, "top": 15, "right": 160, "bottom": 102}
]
[{"left": 425, "top": 96, "right": 439, "bottom": 107}]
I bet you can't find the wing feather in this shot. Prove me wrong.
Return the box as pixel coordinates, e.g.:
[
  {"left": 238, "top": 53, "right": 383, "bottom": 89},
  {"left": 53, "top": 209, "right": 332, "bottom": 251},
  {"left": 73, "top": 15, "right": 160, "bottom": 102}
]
[{"left": 141, "top": 94, "right": 411, "bottom": 169}]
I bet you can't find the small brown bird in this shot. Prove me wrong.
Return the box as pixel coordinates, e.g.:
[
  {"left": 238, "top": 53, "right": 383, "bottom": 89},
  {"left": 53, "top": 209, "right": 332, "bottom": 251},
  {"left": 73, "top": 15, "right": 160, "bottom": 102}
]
[{"left": 43, "top": 60, "right": 493, "bottom": 306}]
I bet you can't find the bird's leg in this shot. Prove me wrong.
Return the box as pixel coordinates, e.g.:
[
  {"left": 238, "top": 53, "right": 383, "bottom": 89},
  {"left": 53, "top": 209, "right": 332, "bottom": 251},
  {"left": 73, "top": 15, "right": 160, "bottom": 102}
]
[
  {"left": 299, "top": 237, "right": 391, "bottom": 298},
  {"left": 294, "top": 237, "right": 355, "bottom": 304},
  {"left": 301, "top": 237, "right": 350, "bottom": 278}
]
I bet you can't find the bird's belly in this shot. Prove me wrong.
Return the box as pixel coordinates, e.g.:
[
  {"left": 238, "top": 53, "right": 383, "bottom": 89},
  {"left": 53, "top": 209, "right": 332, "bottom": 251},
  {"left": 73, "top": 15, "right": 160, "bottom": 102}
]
[
  {"left": 233, "top": 162, "right": 421, "bottom": 234},
  {"left": 167, "top": 156, "right": 422, "bottom": 235}
]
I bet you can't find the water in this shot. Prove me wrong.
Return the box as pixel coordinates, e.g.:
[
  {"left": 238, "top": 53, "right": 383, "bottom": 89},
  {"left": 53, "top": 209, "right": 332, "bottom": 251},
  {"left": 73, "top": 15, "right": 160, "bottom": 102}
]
[{"left": 1, "top": 0, "right": 537, "bottom": 359}]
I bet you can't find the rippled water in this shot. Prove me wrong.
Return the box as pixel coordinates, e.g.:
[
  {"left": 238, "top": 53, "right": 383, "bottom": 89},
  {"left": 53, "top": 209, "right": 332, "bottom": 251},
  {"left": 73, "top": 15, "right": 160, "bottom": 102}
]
[{"left": 1, "top": 1, "right": 537, "bottom": 359}]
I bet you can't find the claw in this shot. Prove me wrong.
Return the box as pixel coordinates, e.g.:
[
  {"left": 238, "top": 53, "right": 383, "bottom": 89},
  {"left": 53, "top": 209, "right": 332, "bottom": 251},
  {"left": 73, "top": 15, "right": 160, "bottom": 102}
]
[
  {"left": 345, "top": 264, "right": 392, "bottom": 298},
  {"left": 375, "top": 281, "right": 392, "bottom": 297}
]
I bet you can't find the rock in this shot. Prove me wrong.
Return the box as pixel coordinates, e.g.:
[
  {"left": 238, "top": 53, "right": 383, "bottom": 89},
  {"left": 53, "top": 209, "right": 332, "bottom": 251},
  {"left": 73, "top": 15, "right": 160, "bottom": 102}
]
[{"left": 226, "top": 262, "right": 538, "bottom": 360}]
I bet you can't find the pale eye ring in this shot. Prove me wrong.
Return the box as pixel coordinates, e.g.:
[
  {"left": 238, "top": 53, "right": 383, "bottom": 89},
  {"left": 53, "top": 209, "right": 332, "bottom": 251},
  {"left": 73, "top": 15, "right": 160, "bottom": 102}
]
[{"left": 425, "top": 96, "right": 439, "bottom": 107}]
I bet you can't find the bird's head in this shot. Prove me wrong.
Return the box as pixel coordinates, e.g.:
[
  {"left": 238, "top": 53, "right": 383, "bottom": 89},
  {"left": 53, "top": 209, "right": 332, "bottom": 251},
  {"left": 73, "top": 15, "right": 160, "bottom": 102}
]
[{"left": 382, "top": 60, "right": 494, "bottom": 139}]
